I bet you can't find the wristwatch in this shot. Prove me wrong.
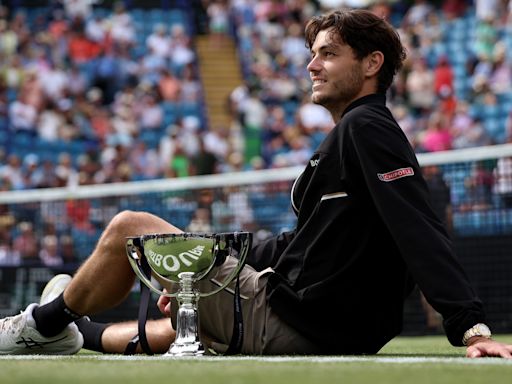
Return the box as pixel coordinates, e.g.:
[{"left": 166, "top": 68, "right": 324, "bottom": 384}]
[{"left": 462, "top": 323, "right": 492, "bottom": 345}]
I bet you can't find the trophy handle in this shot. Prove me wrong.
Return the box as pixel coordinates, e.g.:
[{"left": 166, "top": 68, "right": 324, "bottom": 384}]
[
  {"left": 200, "top": 231, "right": 252, "bottom": 297},
  {"left": 126, "top": 237, "right": 177, "bottom": 297}
]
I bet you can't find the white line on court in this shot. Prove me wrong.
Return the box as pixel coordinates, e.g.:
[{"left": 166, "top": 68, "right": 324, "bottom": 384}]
[{"left": 1, "top": 355, "right": 511, "bottom": 365}]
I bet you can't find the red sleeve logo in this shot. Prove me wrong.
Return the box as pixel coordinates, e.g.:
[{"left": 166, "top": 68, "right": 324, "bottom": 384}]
[{"left": 377, "top": 167, "right": 415, "bottom": 182}]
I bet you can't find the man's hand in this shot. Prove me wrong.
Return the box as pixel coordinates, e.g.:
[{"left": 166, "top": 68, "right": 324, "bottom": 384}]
[
  {"left": 466, "top": 337, "right": 512, "bottom": 358},
  {"left": 157, "top": 289, "right": 171, "bottom": 317}
]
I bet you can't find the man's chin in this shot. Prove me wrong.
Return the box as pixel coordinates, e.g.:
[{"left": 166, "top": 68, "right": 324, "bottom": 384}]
[{"left": 310, "top": 93, "right": 325, "bottom": 105}]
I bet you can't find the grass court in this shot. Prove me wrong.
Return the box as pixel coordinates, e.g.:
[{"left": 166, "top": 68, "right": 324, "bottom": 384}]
[{"left": 1, "top": 335, "right": 511, "bottom": 384}]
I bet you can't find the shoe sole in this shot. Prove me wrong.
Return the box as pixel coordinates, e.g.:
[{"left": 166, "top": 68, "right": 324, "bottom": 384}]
[{"left": 40, "top": 274, "right": 72, "bottom": 306}]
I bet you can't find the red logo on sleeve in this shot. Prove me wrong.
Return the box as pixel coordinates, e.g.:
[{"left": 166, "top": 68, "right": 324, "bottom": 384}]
[{"left": 377, "top": 167, "right": 415, "bottom": 182}]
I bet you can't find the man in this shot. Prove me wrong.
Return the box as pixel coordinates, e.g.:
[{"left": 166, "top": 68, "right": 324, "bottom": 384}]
[{"left": 1, "top": 9, "right": 511, "bottom": 358}]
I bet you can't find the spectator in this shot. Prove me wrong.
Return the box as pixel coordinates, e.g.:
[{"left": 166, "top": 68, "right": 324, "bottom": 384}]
[
  {"left": 137, "top": 93, "right": 163, "bottom": 130},
  {"left": 59, "top": 234, "right": 77, "bottom": 264},
  {"left": 179, "top": 115, "right": 201, "bottom": 157},
  {"left": 281, "top": 22, "right": 309, "bottom": 65},
  {"left": 297, "top": 96, "right": 333, "bottom": 131},
  {"left": 423, "top": 164, "right": 452, "bottom": 230},
  {"left": 240, "top": 88, "right": 267, "bottom": 163},
  {"left": 146, "top": 23, "right": 172, "bottom": 59},
  {"left": 475, "top": 0, "right": 501, "bottom": 21},
  {"left": 60, "top": 0, "right": 97, "bottom": 20},
  {"left": 465, "top": 161, "right": 495, "bottom": 210},
  {"left": 473, "top": 17, "right": 498, "bottom": 61},
  {"left": 433, "top": 56, "right": 454, "bottom": 97},
  {"left": 452, "top": 117, "right": 491, "bottom": 149},
  {"left": 55, "top": 152, "right": 79, "bottom": 187},
  {"left": 39, "top": 235, "right": 63, "bottom": 266},
  {"left": 157, "top": 69, "right": 181, "bottom": 102},
  {"left": 34, "top": 159, "right": 59, "bottom": 188},
  {"left": 402, "top": 0, "right": 434, "bottom": 28},
  {"left": 108, "top": 106, "right": 137, "bottom": 147},
  {"left": 281, "top": 131, "right": 310, "bottom": 166},
  {"left": 393, "top": 104, "right": 420, "bottom": 149},
  {"left": 22, "top": 153, "right": 42, "bottom": 189},
  {"left": 8, "top": 98, "right": 38, "bottom": 134},
  {"left": 180, "top": 64, "right": 201, "bottom": 102},
  {"left": 441, "top": 0, "right": 468, "bottom": 20},
  {"left": 2, "top": 54, "right": 25, "bottom": 89},
  {"left": 405, "top": 57, "right": 435, "bottom": 116},
  {"left": 66, "top": 199, "right": 93, "bottom": 232},
  {"left": 139, "top": 47, "right": 167, "bottom": 85},
  {"left": 203, "top": 125, "right": 231, "bottom": 161},
  {"left": 39, "top": 61, "right": 69, "bottom": 104},
  {"left": 488, "top": 43, "right": 511, "bottom": 96},
  {"left": 207, "top": 0, "right": 230, "bottom": 38},
  {"left": 67, "top": 27, "right": 102, "bottom": 65},
  {"left": 0, "top": 230, "right": 19, "bottom": 266},
  {"left": 84, "top": 13, "right": 106, "bottom": 44},
  {"left": 159, "top": 126, "right": 178, "bottom": 172},
  {"left": 66, "top": 64, "right": 88, "bottom": 98},
  {"left": 108, "top": 1, "right": 136, "bottom": 49},
  {"left": 18, "top": 69, "right": 45, "bottom": 113},
  {"left": 167, "top": 142, "right": 191, "bottom": 178},
  {"left": 190, "top": 138, "right": 218, "bottom": 175},
  {"left": 494, "top": 155, "right": 512, "bottom": 208},
  {"left": 12, "top": 221, "right": 39, "bottom": 265},
  {"left": 169, "top": 24, "right": 195, "bottom": 73},
  {"left": 418, "top": 112, "right": 452, "bottom": 152},
  {"left": 128, "top": 141, "right": 160, "bottom": 180},
  {"left": 186, "top": 207, "right": 213, "bottom": 232},
  {"left": 0, "top": 19, "right": 18, "bottom": 59},
  {"left": 93, "top": 50, "right": 121, "bottom": 105},
  {"left": 0, "top": 154, "right": 25, "bottom": 190}
]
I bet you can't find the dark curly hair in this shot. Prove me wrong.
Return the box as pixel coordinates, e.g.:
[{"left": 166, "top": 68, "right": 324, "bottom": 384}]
[{"left": 304, "top": 9, "right": 407, "bottom": 94}]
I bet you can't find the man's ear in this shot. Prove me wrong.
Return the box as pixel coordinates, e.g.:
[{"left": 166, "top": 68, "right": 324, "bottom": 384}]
[{"left": 365, "top": 51, "right": 384, "bottom": 77}]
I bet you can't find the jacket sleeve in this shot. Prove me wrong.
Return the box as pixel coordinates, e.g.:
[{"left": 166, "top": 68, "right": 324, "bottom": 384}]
[{"left": 347, "top": 118, "right": 486, "bottom": 346}]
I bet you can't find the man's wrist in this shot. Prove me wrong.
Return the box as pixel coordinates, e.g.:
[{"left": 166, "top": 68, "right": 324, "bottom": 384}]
[{"left": 462, "top": 323, "right": 492, "bottom": 346}]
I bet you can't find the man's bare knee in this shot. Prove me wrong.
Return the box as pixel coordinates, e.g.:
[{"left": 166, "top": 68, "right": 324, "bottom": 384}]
[{"left": 105, "top": 210, "right": 179, "bottom": 240}]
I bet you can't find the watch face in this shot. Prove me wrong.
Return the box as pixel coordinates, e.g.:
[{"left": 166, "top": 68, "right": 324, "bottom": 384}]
[{"left": 476, "top": 324, "right": 491, "bottom": 337}]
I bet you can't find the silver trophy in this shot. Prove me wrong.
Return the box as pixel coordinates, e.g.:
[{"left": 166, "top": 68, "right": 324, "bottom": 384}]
[{"left": 126, "top": 232, "right": 252, "bottom": 356}]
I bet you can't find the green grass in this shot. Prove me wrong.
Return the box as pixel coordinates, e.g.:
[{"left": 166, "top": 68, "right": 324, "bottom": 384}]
[{"left": 1, "top": 335, "right": 511, "bottom": 384}]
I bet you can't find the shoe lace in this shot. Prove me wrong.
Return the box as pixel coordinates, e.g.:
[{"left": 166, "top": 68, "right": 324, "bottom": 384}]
[{"left": 0, "top": 313, "right": 25, "bottom": 335}]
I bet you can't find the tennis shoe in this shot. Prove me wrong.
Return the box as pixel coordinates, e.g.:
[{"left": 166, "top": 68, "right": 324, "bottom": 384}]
[
  {"left": 40, "top": 274, "right": 72, "bottom": 305},
  {"left": 0, "top": 303, "right": 83, "bottom": 355}
]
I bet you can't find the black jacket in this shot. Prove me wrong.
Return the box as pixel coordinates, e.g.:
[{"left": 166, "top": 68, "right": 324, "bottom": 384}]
[{"left": 249, "top": 94, "right": 485, "bottom": 354}]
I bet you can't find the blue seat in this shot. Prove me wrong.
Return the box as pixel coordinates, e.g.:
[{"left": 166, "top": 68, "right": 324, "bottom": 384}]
[
  {"left": 481, "top": 105, "right": 500, "bottom": 119},
  {"left": 484, "top": 117, "right": 505, "bottom": 142}
]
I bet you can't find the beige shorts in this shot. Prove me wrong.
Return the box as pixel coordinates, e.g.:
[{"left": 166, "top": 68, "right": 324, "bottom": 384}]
[{"left": 169, "top": 258, "right": 319, "bottom": 355}]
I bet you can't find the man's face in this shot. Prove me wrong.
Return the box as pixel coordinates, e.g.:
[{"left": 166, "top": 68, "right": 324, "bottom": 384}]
[{"left": 307, "top": 29, "right": 365, "bottom": 113}]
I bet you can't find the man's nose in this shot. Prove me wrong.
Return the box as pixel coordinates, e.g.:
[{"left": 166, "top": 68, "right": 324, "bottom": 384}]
[{"left": 307, "top": 56, "right": 320, "bottom": 72}]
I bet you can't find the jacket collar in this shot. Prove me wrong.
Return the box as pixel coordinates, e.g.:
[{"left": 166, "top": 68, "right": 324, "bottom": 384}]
[{"left": 341, "top": 93, "right": 386, "bottom": 118}]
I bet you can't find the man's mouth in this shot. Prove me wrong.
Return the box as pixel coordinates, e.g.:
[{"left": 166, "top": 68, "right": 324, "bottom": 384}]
[{"left": 312, "top": 79, "right": 326, "bottom": 89}]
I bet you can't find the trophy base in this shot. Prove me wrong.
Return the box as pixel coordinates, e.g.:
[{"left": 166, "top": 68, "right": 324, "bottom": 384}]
[{"left": 166, "top": 341, "right": 205, "bottom": 357}]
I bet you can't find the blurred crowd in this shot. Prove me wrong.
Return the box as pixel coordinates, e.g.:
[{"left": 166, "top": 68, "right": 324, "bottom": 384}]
[
  {"left": 229, "top": 0, "right": 512, "bottom": 169},
  {"left": 0, "top": 0, "right": 511, "bottom": 193},
  {"left": 1, "top": 0, "right": 512, "bottom": 267}
]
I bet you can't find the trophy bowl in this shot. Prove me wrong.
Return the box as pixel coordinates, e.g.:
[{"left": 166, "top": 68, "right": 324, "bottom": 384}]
[{"left": 126, "top": 232, "right": 252, "bottom": 356}]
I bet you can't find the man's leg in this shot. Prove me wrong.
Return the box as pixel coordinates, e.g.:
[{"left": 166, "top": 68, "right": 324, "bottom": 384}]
[
  {"left": 0, "top": 210, "right": 180, "bottom": 355},
  {"left": 64, "top": 210, "right": 181, "bottom": 315},
  {"left": 100, "top": 318, "right": 175, "bottom": 354}
]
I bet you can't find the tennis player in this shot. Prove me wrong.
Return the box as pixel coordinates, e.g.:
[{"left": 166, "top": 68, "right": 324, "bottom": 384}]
[{"left": 1, "top": 9, "right": 511, "bottom": 358}]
